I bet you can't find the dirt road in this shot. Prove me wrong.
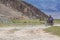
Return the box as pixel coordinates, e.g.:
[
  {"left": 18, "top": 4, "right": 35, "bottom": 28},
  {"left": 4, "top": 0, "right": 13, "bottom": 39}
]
[{"left": 0, "top": 24, "right": 60, "bottom": 40}]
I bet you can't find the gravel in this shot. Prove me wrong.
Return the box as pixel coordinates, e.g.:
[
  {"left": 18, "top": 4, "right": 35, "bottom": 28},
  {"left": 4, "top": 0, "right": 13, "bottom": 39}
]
[{"left": 0, "top": 24, "right": 60, "bottom": 40}]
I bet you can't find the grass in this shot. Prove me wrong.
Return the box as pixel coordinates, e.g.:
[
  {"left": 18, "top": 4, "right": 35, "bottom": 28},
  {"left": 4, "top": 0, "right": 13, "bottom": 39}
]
[
  {"left": 44, "top": 26, "right": 60, "bottom": 36},
  {"left": 0, "top": 23, "right": 9, "bottom": 27},
  {"left": 11, "top": 19, "right": 45, "bottom": 25},
  {"left": 0, "top": 19, "right": 60, "bottom": 27},
  {"left": 11, "top": 19, "right": 60, "bottom": 24},
  {"left": 54, "top": 19, "right": 60, "bottom": 23},
  {"left": 0, "top": 19, "right": 46, "bottom": 27}
]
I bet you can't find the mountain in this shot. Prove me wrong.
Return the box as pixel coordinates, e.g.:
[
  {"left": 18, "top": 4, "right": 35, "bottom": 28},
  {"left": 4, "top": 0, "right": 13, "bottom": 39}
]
[{"left": 0, "top": 0, "right": 48, "bottom": 21}]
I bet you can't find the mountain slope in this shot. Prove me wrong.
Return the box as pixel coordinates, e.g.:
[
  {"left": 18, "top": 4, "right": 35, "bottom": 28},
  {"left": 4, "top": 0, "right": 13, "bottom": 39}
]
[{"left": 0, "top": 0, "right": 48, "bottom": 20}]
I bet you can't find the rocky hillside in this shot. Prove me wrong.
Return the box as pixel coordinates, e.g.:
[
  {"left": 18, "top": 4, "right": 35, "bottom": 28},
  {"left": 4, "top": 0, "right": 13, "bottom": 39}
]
[{"left": 0, "top": 0, "right": 48, "bottom": 20}]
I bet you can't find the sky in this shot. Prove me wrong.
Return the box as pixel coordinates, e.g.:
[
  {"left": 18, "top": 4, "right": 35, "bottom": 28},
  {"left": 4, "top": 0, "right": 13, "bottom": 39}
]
[{"left": 23, "top": 0, "right": 60, "bottom": 19}]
